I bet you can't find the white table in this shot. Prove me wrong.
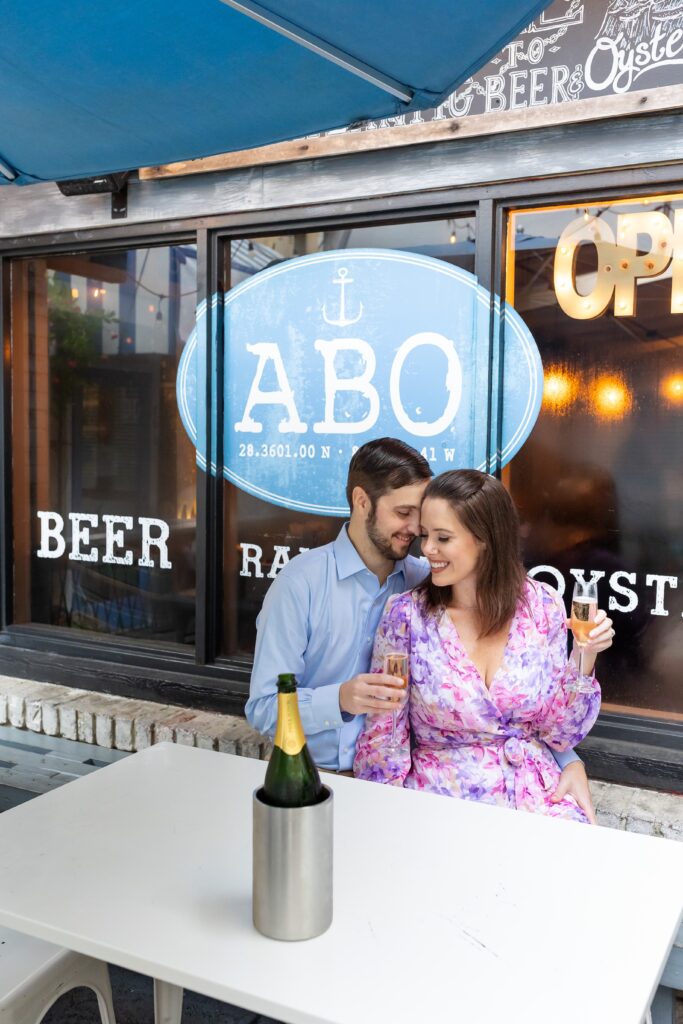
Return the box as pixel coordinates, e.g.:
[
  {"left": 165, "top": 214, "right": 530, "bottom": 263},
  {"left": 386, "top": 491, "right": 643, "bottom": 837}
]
[{"left": 0, "top": 743, "right": 680, "bottom": 1024}]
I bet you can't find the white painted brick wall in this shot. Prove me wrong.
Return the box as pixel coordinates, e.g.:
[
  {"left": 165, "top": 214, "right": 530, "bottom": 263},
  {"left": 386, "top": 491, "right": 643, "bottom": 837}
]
[{"left": 0, "top": 674, "right": 678, "bottom": 839}]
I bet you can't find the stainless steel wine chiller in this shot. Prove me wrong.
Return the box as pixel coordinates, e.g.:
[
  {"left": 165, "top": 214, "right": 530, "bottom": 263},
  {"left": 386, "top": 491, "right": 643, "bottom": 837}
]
[{"left": 252, "top": 785, "right": 333, "bottom": 941}]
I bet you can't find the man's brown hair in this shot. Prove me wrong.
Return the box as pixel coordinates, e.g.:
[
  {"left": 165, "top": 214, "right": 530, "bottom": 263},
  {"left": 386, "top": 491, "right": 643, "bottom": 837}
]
[{"left": 345, "top": 437, "right": 432, "bottom": 510}]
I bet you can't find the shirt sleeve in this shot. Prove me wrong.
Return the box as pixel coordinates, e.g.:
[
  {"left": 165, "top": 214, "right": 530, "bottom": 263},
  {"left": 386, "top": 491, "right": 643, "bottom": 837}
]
[
  {"left": 353, "top": 595, "right": 411, "bottom": 785},
  {"left": 534, "top": 585, "right": 601, "bottom": 751},
  {"left": 245, "top": 571, "right": 345, "bottom": 739},
  {"left": 552, "top": 747, "right": 581, "bottom": 769}
]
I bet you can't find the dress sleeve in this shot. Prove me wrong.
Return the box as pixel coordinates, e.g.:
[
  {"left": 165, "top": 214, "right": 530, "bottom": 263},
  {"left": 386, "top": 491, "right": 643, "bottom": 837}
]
[
  {"left": 353, "top": 594, "right": 412, "bottom": 785},
  {"left": 534, "top": 584, "right": 601, "bottom": 751}
]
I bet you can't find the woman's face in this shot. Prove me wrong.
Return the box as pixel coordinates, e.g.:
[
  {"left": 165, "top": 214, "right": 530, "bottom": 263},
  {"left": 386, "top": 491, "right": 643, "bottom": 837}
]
[{"left": 420, "top": 497, "right": 484, "bottom": 592}]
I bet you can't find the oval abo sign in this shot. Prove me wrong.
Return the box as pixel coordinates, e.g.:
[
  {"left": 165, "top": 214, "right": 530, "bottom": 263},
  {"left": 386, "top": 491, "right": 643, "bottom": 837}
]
[{"left": 177, "top": 249, "right": 543, "bottom": 516}]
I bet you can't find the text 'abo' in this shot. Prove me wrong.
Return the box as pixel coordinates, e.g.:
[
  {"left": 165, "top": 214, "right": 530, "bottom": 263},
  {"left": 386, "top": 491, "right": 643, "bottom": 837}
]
[{"left": 234, "top": 333, "right": 461, "bottom": 437}]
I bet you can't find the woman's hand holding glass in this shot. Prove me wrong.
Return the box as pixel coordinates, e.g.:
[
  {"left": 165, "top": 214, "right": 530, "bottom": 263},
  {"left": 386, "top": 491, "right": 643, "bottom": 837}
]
[{"left": 568, "top": 579, "right": 614, "bottom": 692}]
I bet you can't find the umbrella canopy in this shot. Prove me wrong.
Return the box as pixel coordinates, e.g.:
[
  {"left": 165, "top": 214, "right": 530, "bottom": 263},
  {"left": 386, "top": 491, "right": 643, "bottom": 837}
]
[{"left": 0, "top": 0, "right": 550, "bottom": 185}]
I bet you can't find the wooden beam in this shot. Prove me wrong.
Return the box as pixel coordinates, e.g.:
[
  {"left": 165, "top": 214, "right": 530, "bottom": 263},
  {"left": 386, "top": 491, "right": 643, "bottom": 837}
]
[{"left": 140, "top": 85, "right": 683, "bottom": 181}]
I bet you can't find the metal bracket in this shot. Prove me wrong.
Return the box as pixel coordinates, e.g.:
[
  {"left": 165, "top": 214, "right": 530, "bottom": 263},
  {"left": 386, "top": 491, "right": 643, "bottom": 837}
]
[{"left": 111, "top": 181, "right": 128, "bottom": 219}]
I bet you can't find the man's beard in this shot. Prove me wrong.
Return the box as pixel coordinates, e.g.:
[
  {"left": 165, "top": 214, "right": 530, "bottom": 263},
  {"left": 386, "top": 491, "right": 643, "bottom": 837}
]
[{"left": 366, "top": 506, "right": 412, "bottom": 562}]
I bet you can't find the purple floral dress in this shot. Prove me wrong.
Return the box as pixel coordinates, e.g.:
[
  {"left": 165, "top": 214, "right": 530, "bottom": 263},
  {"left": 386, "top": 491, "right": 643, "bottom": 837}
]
[{"left": 354, "top": 580, "right": 601, "bottom": 823}]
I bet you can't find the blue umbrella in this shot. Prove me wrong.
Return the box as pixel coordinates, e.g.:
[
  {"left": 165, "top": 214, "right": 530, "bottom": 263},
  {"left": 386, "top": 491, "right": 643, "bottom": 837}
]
[{"left": 0, "top": 0, "right": 550, "bottom": 184}]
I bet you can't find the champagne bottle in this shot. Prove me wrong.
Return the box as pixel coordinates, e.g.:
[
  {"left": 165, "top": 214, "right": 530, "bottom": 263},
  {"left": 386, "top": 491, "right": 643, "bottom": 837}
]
[{"left": 262, "top": 673, "right": 324, "bottom": 808}]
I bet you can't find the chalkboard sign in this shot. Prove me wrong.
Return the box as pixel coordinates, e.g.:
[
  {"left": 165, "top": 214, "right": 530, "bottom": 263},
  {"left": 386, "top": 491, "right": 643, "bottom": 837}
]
[{"left": 333, "top": 0, "right": 683, "bottom": 130}]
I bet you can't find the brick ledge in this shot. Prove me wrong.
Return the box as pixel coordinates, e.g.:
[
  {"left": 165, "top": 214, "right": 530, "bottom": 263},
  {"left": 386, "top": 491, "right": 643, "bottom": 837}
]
[
  {"left": 0, "top": 674, "right": 680, "bottom": 840},
  {"left": 0, "top": 674, "right": 270, "bottom": 759}
]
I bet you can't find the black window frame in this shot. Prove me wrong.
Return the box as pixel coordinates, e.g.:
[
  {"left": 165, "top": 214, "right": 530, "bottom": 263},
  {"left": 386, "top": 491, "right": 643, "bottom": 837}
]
[{"left": 0, "top": 163, "right": 680, "bottom": 790}]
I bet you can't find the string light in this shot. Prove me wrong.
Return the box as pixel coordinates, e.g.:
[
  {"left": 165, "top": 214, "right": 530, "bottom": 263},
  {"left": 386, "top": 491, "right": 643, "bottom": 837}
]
[
  {"left": 542, "top": 368, "right": 577, "bottom": 413},
  {"left": 591, "top": 374, "right": 632, "bottom": 420},
  {"left": 661, "top": 373, "right": 683, "bottom": 406}
]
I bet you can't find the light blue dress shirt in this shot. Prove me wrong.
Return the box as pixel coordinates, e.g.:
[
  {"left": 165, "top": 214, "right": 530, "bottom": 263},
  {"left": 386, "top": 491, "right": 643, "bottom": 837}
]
[{"left": 246, "top": 525, "right": 579, "bottom": 773}]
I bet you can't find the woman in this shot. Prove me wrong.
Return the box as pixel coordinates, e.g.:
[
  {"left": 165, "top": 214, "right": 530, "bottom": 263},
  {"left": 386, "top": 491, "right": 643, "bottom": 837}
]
[{"left": 353, "top": 470, "right": 613, "bottom": 823}]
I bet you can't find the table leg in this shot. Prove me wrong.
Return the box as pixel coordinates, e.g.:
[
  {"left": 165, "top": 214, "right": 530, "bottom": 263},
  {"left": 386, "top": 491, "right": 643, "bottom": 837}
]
[
  {"left": 154, "top": 979, "right": 184, "bottom": 1024},
  {"left": 650, "top": 985, "right": 675, "bottom": 1024}
]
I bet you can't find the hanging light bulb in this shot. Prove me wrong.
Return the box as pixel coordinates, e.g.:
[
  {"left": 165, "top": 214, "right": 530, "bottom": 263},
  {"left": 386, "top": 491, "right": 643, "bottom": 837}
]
[
  {"left": 591, "top": 374, "right": 632, "bottom": 420},
  {"left": 450, "top": 224, "right": 457, "bottom": 245},
  {"left": 661, "top": 372, "right": 683, "bottom": 405}
]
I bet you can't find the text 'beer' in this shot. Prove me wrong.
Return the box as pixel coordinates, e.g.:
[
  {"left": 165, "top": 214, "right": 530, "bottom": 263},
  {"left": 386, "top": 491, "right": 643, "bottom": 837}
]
[{"left": 262, "top": 673, "right": 324, "bottom": 808}]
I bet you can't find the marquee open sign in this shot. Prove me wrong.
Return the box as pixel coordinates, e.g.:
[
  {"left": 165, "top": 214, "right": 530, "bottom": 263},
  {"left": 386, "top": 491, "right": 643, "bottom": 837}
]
[
  {"left": 177, "top": 250, "right": 543, "bottom": 516},
  {"left": 554, "top": 209, "right": 683, "bottom": 319}
]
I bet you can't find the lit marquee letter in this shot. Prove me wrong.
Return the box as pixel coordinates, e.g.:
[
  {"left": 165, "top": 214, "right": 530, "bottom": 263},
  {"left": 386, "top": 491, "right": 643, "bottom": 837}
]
[
  {"left": 613, "top": 212, "right": 672, "bottom": 316},
  {"left": 235, "top": 343, "right": 307, "bottom": 435},
  {"left": 554, "top": 215, "right": 617, "bottom": 320},
  {"left": 555, "top": 212, "right": 674, "bottom": 319},
  {"left": 313, "top": 339, "right": 380, "bottom": 434},
  {"left": 671, "top": 208, "right": 683, "bottom": 313}
]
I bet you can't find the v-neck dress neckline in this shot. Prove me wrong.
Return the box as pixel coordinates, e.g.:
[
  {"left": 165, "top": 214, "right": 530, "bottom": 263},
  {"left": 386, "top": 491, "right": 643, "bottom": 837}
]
[{"left": 438, "top": 606, "right": 516, "bottom": 696}]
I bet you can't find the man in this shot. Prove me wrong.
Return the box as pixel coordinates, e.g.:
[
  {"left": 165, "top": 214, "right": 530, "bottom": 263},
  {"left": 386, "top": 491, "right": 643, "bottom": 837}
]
[{"left": 246, "top": 437, "right": 594, "bottom": 819}]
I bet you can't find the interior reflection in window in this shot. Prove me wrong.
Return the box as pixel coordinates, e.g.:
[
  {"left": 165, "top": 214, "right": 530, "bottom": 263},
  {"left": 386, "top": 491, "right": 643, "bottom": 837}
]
[
  {"left": 507, "top": 197, "right": 683, "bottom": 720},
  {"left": 11, "top": 245, "right": 197, "bottom": 645}
]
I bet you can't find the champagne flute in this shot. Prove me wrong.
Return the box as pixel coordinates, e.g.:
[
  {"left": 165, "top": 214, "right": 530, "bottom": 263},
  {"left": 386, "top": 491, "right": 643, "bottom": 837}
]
[
  {"left": 383, "top": 652, "right": 408, "bottom": 750},
  {"left": 570, "top": 578, "right": 598, "bottom": 690}
]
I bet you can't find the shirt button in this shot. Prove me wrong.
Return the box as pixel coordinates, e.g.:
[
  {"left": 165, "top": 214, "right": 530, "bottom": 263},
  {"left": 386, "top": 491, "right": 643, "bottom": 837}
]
[
  {"left": 343, "top": 747, "right": 348, "bottom": 754},
  {"left": 366, "top": 637, "right": 372, "bottom": 644},
  {"left": 324, "top": 720, "right": 330, "bottom": 727}
]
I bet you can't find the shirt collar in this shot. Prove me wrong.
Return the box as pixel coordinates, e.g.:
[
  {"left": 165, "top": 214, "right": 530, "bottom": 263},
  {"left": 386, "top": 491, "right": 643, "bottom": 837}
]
[{"left": 333, "top": 524, "right": 408, "bottom": 584}]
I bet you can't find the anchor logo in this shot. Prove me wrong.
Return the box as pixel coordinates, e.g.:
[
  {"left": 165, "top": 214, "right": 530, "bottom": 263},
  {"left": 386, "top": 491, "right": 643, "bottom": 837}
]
[{"left": 322, "top": 267, "right": 363, "bottom": 327}]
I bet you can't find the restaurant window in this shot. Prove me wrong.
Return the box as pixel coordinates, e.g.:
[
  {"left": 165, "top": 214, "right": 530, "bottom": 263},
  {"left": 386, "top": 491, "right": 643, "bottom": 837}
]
[
  {"left": 506, "top": 196, "right": 683, "bottom": 721},
  {"left": 222, "top": 217, "right": 476, "bottom": 655},
  {"left": 10, "top": 244, "right": 197, "bottom": 645}
]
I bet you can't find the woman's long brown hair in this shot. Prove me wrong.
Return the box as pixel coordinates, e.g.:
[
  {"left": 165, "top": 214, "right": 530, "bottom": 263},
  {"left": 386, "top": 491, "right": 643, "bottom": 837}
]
[{"left": 417, "top": 470, "right": 527, "bottom": 637}]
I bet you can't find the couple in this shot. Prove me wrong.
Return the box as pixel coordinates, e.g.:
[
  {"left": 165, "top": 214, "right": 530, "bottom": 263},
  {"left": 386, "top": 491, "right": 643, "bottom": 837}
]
[{"left": 247, "top": 437, "right": 612, "bottom": 823}]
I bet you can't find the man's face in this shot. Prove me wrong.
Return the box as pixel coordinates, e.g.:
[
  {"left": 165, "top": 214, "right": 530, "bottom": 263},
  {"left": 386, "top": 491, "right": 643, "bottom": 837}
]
[{"left": 365, "top": 481, "right": 429, "bottom": 561}]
